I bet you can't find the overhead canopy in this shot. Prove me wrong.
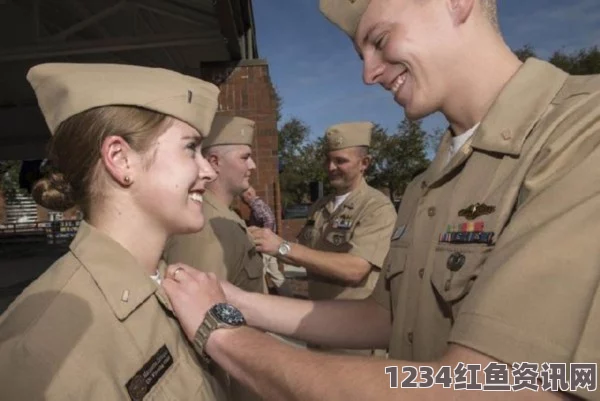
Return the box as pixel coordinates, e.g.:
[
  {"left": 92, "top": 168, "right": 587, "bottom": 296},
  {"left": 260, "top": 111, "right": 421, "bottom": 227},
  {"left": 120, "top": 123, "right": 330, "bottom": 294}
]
[{"left": 0, "top": 0, "right": 258, "bottom": 159}]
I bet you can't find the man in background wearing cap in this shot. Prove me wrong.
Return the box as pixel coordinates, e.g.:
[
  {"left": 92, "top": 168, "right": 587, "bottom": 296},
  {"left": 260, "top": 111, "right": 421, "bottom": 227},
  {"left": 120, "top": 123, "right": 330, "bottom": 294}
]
[
  {"left": 163, "top": 114, "right": 264, "bottom": 401},
  {"left": 161, "top": 0, "right": 600, "bottom": 399},
  {"left": 164, "top": 114, "right": 264, "bottom": 295},
  {"left": 249, "top": 121, "right": 395, "bottom": 356}
]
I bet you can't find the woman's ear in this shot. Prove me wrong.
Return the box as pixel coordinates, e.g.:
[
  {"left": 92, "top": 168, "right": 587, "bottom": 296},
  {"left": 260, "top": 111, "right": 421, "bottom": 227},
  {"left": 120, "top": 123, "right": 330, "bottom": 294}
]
[{"left": 100, "top": 136, "right": 136, "bottom": 187}]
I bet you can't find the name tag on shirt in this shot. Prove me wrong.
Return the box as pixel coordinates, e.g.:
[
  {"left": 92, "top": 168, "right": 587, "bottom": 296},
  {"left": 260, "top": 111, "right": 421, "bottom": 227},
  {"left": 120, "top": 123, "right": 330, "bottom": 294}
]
[{"left": 126, "top": 345, "right": 173, "bottom": 401}]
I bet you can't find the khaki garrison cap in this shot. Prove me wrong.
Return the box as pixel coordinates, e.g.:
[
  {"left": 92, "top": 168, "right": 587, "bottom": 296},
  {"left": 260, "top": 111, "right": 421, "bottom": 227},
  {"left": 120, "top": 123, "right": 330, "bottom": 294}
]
[
  {"left": 325, "top": 121, "right": 373, "bottom": 150},
  {"left": 26, "top": 63, "right": 220, "bottom": 137},
  {"left": 319, "top": 0, "right": 370, "bottom": 37},
  {"left": 203, "top": 115, "right": 255, "bottom": 148}
]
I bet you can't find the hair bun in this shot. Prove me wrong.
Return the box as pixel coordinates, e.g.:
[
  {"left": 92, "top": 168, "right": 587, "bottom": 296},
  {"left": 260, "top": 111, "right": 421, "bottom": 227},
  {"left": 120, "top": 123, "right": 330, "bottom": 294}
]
[{"left": 32, "top": 172, "right": 76, "bottom": 212}]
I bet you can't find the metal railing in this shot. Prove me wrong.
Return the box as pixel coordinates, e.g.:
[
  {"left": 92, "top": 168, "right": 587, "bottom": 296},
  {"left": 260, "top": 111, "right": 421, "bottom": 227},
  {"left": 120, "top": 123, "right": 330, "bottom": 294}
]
[{"left": 0, "top": 219, "right": 81, "bottom": 245}]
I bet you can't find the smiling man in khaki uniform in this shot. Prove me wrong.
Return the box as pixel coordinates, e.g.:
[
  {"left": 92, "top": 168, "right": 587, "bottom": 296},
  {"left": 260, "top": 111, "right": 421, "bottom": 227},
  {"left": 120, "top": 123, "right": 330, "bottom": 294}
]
[
  {"left": 158, "top": 1, "right": 600, "bottom": 400},
  {"left": 164, "top": 115, "right": 265, "bottom": 295},
  {"left": 250, "top": 121, "right": 396, "bottom": 355},
  {"left": 164, "top": 115, "right": 264, "bottom": 401}
]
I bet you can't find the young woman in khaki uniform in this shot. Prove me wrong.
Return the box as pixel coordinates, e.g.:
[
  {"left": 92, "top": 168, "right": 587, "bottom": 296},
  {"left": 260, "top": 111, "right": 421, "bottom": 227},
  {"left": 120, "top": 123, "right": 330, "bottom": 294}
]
[{"left": 0, "top": 63, "right": 227, "bottom": 401}]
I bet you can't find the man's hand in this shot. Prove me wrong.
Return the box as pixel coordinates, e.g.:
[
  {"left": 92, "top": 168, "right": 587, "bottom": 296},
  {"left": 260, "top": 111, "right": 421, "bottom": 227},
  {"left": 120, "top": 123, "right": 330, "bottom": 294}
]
[
  {"left": 219, "top": 277, "right": 248, "bottom": 307},
  {"left": 162, "top": 264, "right": 226, "bottom": 341},
  {"left": 248, "top": 226, "right": 285, "bottom": 256}
]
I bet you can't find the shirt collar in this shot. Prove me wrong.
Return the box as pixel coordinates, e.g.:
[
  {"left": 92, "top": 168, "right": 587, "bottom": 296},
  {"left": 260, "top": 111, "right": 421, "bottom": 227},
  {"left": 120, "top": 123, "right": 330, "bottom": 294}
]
[
  {"left": 421, "top": 58, "right": 568, "bottom": 189},
  {"left": 69, "top": 221, "right": 159, "bottom": 321},
  {"left": 204, "top": 189, "right": 245, "bottom": 226},
  {"left": 326, "top": 177, "right": 368, "bottom": 213},
  {"left": 343, "top": 177, "right": 368, "bottom": 209},
  {"left": 472, "top": 58, "right": 568, "bottom": 156}
]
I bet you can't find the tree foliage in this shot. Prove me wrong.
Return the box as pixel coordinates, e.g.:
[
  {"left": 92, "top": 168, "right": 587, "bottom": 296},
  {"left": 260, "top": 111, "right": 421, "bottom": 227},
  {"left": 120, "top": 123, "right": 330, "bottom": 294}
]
[
  {"left": 514, "top": 45, "right": 600, "bottom": 74},
  {"left": 513, "top": 44, "right": 537, "bottom": 63},
  {"left": 278, "top": 118, "right": 323, "bottom": 207},
  {"left": 366, "top": 119, "right": 429, "bottom": 201}
]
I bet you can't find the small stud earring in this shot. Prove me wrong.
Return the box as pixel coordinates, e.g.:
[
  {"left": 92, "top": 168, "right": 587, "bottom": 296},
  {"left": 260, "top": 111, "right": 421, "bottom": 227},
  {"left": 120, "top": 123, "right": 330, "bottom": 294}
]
[{"left": 124, "top": 176, "right": 131, "bottom": 184}]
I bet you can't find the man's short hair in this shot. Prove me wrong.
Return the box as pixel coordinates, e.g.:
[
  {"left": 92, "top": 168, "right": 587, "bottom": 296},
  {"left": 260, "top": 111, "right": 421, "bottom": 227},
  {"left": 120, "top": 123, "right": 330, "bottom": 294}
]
[
  {"left": 355, "top": 146, "right": 369, "bottom": 158},
  {"left": 202, "top": 144, "right": 233, "bottom": 159},
  {"left": 480, "top": 0, "right": 499, "bottom": 32}
]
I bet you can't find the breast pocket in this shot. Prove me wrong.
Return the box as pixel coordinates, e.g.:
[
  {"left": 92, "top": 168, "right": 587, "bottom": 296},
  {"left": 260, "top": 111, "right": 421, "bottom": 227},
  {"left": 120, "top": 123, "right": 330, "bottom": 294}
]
[
  {"left": 385, "top": 239, "right": 410, "bottom": 312},
  {"left": 430, "top": 243, "right": 493, "bottom": 319},
  {"left": 298, "top": 224, "right": 317, "bottom": 245},
  {"left": 323, "top": 229, "right": 352, "bottom": 252},
  {"left": 231, "top": 246, "right": 264, "bottom": 293},
  {"left": 244, "top": 247, "right": 264, "bottom": 279}
]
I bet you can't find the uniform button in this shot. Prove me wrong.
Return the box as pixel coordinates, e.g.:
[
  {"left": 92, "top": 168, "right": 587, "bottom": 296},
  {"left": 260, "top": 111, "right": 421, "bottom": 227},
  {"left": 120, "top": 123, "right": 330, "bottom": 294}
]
[
  {"left": 407, "top": 331, "right": 414, "bottom": 344},
  {"left": 447, "top": 252, "right": 466, "bottom": 272},
  {"left": 418, "top": 268, "right": 425, "bottom": 279},
  {"left": 427, "top": 207, "right": 436, "bottom": 217}
]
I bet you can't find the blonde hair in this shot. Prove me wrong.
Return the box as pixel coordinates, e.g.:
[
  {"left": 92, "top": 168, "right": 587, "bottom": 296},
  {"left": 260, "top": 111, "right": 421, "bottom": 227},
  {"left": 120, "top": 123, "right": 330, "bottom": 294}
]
[{"left": 32, "top": 106, "right": 169, "bottom": 216}]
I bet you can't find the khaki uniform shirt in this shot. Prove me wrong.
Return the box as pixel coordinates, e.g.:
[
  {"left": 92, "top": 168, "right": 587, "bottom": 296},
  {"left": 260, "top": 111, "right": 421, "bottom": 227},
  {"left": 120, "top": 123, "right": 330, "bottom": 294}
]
[
  {"left": 164, "top": 190, "right": 265, "bottom": 294},
  {"left": 371, "top": 58, "right": 600, "bottom": 400},
  {"left": 299, "top": 178, "right": 396, "bottom": 300},
  {"left": 0, "top": 221, "right": 224, "bottom": 401},
  {"left": 164, "top": 190, "right": 264, "bottom": 401}
]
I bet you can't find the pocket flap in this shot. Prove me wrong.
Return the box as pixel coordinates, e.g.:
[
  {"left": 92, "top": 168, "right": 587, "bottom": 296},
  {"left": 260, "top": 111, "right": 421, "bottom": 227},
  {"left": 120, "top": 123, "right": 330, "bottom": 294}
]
[
  {"left": 385, "top": 240, "right": 409, "bottom": 279},
  {"left": 244, "top": 249, "right": 264, "bottom": 279},
  {"left": 430, "top": 244, "right": 492, "bottom": 303}
]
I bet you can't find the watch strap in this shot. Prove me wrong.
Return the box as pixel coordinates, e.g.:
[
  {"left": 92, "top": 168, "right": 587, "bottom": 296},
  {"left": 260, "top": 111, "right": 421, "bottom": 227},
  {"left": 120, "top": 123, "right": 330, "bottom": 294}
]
[{"left": 193, "top": 311, "right": 219, "bottom": 365}]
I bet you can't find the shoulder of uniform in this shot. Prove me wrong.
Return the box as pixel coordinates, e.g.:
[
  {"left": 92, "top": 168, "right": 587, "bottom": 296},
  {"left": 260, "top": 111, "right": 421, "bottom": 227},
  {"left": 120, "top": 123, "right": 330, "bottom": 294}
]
[
  {"left": 553, "top": 73, "right": 600, "bottom": 104},
  {"left": 1, "top": 253, "right": 86, "bottom": 340},
  {"left": 524, "top": 74, "right": 600, "bottom": 197},
  {"left": 354, "top": 187, "right": 395, "bottom": 219},
  {"left": 166, "top": 221, "right": 215, "bottom": 249},
  {"left": 363, "top": 185, "right": 394, "bottom": 206},
  {"left": 544, "top": 73, "right": 600, "bottom": 145},
  {"left": 0, "top": 262, "right": 92, "bottom": 395},
  {"left": 307, "top": 196, "right": 329, "bottom": 215}
]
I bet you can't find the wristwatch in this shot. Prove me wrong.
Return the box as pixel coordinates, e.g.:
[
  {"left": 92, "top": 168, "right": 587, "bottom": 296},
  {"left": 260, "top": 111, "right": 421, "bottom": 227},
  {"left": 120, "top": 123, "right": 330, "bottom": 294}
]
[
  {"left": 194, "top": 303, "right": 246, "bottom": 365},
  {"left": 277, "top": 240, "right": 292, "bottom": 256}
]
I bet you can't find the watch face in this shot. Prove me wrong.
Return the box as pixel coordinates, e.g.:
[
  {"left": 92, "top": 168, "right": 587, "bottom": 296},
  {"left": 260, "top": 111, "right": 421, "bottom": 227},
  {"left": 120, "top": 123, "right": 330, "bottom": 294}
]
[
  {"left": 278, "top": 242, "right": 291, "bottom": 255},
  {"left": 212, "top": 303, "right": 246, "bottom": 326}
]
